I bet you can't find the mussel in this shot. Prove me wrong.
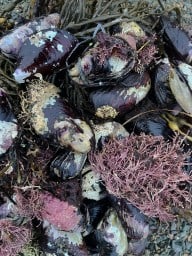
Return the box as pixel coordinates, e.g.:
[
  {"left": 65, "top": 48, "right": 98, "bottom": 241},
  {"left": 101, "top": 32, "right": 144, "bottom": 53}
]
[
  {"left": 13, "top": 28, "right": 78, "bottom": 83},
  {"left": 21, "top": 78, "right": 93, "bottom": 153},
  {"left": 160, "top": 15, "right": 192, "bottom": 64},
  {"left": 0, "top": 13, "right": 60, "bottom": 58},
  {"left": 0, "top": 89, "right": 18, "bottom": 157}
]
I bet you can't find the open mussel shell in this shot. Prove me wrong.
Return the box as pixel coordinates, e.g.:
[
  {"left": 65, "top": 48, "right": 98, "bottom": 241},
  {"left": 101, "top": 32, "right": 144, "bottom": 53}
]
[
  {"left": 152, "top": 58, "right": 176, "bottom": 108},
  {"left": 89, "top": 71, "right": 151, "bottom": 119},
  {"left": 50, "top": 150, "right": 87, "bottom": 179},
  {"left": 13, "top": 28, "right": 78, "bottom": 83},
  {"left": 84, "top": 208, "right": 129, "bottom": 256},
  {"left": 0, "top": 13, "right": 60, "bottom": 58},
  {"left": 169, "top": 63, "right": 192, "bottom": 114},
  {"left": 159, "top": 16, "right": 192, "bottom": 64},
  {"left": 0, "top": 88, "right": 18, "bottom": 156},
  {"left": 22, "top": 79, "right": 93, "bottom": 153}
]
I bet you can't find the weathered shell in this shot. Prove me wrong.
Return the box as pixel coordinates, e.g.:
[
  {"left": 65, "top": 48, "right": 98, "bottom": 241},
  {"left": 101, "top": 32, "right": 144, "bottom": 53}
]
[
  {"left": 13, "top": 28, "right": 78, "bottom": 83},
  {"left": 42, "top": 221, "right": 88, "bottom": 255},
  {"left": 89, "top": 71, "right": 151, "bottom": 118},
  {"left": 0, "top": 13, "right": 60, "bottom": 58},
  {"left": 69, "top": 32, "right": 136, "bottom": 87},
  {"left": 110, "top": 196, "right": 149, "bottom": 255},
  {"left": 160, "top": 16, "right": 192, "bottom": 64},
  {"left": 84, "top": 208, "right": 129, "bottom": 256},
  {"left": 169, "top": 63, "right": 192, "bottom": 114},
  {"left": 92, "top": 121, "right": 129, "bottom": 147},
  {"left": 81, "top": 166, "right": 107, "bottom": 201},
  {"left": 50, "top": 151, "right": 87, "bottom": 179},
  {"left": 22, "top": 79, "right": 93, "bottom": 153},
  {"left": 112, "top": 21, "right": 146, "bottom": 38},
  {"left": 0, "top": 89, "right": 18, "bottom": 156}
]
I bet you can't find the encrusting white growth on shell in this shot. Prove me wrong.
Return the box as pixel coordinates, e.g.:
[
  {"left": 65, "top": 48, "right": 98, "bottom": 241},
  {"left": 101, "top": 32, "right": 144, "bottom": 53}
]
[
  {"left": 0, "top": 120, "right": 18, "bottom": 155},
  {"left": 0, "top": 13, "right": 60, "bottom": 57},
  {"left": 13, "top": 68, "right": 32, "bottom": 84}
]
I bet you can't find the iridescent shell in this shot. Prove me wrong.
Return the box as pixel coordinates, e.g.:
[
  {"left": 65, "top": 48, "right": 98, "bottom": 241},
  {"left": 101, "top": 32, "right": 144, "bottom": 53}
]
[
  {"left": 0, "top": 89, "right": 18, "bottom": 156},
  {"left": 0, "top": 13, "right": 60, "bottom": 58},
  {"left": 13, "top": 28, "right": 78, "bottom": 83}
]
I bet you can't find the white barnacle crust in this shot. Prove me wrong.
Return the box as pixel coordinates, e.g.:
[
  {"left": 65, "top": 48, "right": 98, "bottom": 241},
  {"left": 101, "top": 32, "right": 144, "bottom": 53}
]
[
  {"left": 45, "top": 30, "right": 57, "bottom": 41},
  {"left": 13, "top": 68, "right": 32, "bottom": 83},
  {"left": 27, "top": 80, "right": 61, "bottom": 135},
  {"left": 0, "top": 120, "right": 18, "bottom": 155},
  {"left": 98, "top": 209, "right": 129, "bottom": 256},
  {"left": 57, "top": 43, "right": 64, "bottom": 53},
  {"left": 95, "top": 105, "right": 118, "bottom": 119}
]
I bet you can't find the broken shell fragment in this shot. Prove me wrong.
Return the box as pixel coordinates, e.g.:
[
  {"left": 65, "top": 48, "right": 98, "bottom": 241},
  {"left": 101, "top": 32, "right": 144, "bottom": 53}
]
[
  {"left": 0, "top": 13, "right": 60, "bottom": 58},
  {"left": 13, "top": 28, "right": 78, "bottom": 83},
  {"left": 22, "top": 79, "right": 93, "bottom": 153},
  {"left": 0, "top": 88, "right": 18, "bottom": 156}
]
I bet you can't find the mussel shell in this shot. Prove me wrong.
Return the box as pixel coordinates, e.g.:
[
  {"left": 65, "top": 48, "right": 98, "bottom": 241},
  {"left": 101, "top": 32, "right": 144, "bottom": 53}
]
[
  {"left": 92, "top": 121, "right": 129, "bottom": 149},
  {"left": 109, "top": 196, "right": 149, "bottom": 240},
  {"left": 84, "top": 208, "right": 128, "bottom": 256},
  {"left": 23, "top": 79, "right": 93, "bottom": 153},
  {"left": 169, "top": 63, "right": 192, "bottom": 114},
  {"left": 68, "top": 32, "right": 136, "bottom": 87},
  {"left": 50, "top": 151, "right": 87, "bottom": 179},
  {"left": 152, "top": 58, "right": 176, "bottom": 108},
  {"left": 0, "top": 13, "right": 60, "bottom": 58},
  {"left": 81, "top": 198, "right": 110, "bottom": 233},
  {"left": 81, "top": 166, "right": 107, "bottom": 201},
  {"left": 0, "top": 89, "right": 18, "bottom": 156},
  {"left": 89, "top": 71, "right": 151, "bottom": 118},
  {"left": 160, "top": 16, "right": 192, "bottom": 63},
  {"left": 42, "top": 221, "right": 88, "bottom": 255},
  {"left": 128, "top": 113, "right": 174, "bottom": 138},
  {"left": 13, "top": 28, "right": 78, "bottom": 83}
]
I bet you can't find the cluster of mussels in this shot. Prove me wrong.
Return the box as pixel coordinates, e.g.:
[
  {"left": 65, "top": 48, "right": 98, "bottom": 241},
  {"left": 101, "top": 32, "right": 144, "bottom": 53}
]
[{"left": 0, "top": 10, "right": 192, "bottom": 256}]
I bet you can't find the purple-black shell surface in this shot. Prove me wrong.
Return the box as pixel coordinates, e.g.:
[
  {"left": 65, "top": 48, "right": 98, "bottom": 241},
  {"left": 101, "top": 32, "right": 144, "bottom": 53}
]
[
  {"left": 0, "top": 13, "right": 60, "bottom": 58},
  {"left": 13, "top": 29, "right": 78, "bottom": 83},
  {"left": 0, "top": 89, "right": 18, "bottom": 156}
]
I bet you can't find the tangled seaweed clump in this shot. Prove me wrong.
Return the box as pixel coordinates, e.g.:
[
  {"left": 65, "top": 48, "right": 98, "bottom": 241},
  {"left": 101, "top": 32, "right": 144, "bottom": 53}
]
[
  {"left": 0, "top": 218, "right": 32, "bottom": 256},
  {"left": 14, "top": 189, "right": 82, "bottom": 231},
  {"left": 89, "top": 134, "right": 192, "bottom": 221}
]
